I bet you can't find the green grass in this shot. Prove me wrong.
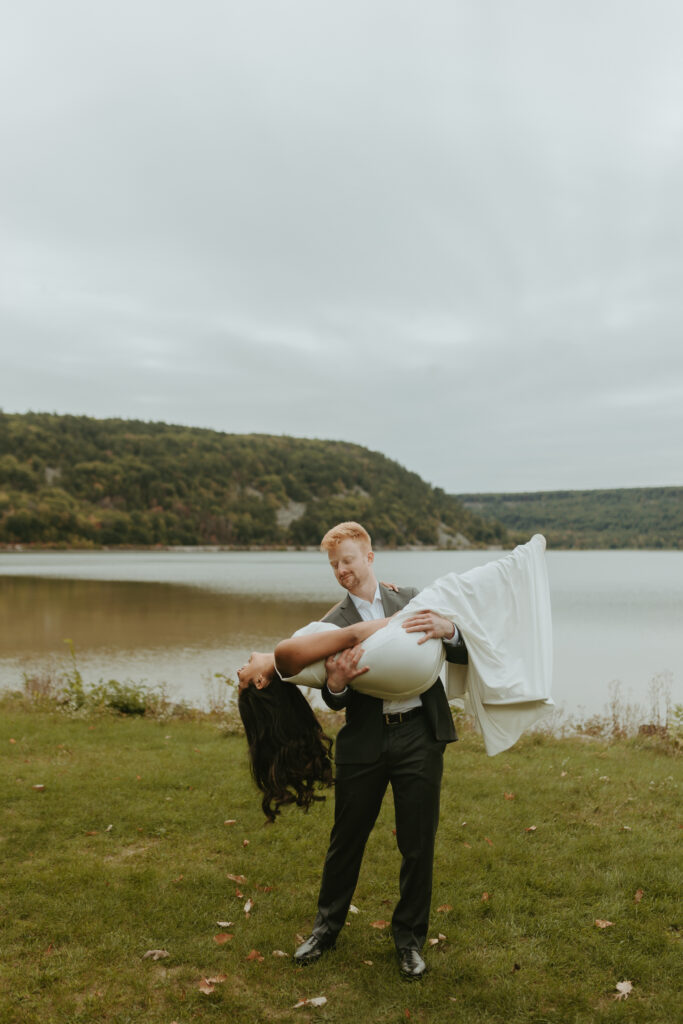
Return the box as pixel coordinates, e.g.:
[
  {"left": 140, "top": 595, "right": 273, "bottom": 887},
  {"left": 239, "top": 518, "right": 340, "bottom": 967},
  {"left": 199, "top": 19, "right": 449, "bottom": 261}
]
[{"left": 0, "top": 702, "right": 680, "bottom": 1024}]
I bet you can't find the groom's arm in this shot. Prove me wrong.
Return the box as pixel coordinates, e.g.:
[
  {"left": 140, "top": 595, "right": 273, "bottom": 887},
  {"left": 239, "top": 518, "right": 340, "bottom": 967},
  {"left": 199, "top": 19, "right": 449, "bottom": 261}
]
[
  {"left": 320, "top": 647, "right": 368, "bottom": 709},
  {"left": 444, "top": 629, "right": 468, "bottom": 665},
  {"left": 402, "top": 609, "right": 468, "bottom": 665},
  {"left": 321, "top": 681, "right": 352, "bottom": 711}
]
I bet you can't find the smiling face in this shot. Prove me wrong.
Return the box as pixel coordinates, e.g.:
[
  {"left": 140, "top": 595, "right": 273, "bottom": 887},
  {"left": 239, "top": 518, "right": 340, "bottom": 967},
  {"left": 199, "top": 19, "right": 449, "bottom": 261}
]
[
  {"left": 237, "top": 652, "right": 275, "bottom": 692},
  {"left": 327, "top": 537, "right": 376, "bottom": 598}
]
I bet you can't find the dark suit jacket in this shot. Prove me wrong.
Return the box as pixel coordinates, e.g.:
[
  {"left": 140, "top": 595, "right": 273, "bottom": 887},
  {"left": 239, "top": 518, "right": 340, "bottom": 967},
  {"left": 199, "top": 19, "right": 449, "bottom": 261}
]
[{"left": 320, "top": 583, "right": 467, "bottom": 764}]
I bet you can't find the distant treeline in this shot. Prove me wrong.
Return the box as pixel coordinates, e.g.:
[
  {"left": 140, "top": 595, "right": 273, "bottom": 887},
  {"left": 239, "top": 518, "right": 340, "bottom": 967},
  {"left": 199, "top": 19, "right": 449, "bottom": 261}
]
[
  {"left": 458, "top": 488, "right": 682, "bottom": 549},
  {"left": 0, "top": 412, "right": 505, "bottom": 549}
]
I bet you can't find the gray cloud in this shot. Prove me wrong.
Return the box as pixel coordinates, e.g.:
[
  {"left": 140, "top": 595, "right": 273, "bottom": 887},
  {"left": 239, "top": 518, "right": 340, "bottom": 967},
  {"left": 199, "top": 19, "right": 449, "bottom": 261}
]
[{"left": 2, "top": 0, "right": 683, "bottom": 492}]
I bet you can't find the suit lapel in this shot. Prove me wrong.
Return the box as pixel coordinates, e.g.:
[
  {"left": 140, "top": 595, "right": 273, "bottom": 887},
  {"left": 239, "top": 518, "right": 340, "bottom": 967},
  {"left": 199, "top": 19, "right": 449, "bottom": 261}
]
[
  {"left": 330, "top": 585, "right": 409, "bottom": 626},
  {"left": 380, "top": 583, "right": 410, "bottom": 616},
  {"left": 334, "top": 592, "right": 362, "bottom": 626}
]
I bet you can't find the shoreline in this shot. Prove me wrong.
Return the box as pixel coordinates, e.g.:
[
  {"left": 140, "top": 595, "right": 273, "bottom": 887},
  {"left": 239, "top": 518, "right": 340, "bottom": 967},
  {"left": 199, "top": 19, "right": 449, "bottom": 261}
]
[{"left": 1, "top": 542, "right": 681, "bottom": 554}]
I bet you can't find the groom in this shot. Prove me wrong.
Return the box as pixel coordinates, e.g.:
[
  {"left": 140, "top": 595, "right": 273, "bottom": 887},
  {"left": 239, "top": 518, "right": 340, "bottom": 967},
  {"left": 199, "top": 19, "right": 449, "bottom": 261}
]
[{"left": 293, "top": 521, "right": 467, "bottom": 980}]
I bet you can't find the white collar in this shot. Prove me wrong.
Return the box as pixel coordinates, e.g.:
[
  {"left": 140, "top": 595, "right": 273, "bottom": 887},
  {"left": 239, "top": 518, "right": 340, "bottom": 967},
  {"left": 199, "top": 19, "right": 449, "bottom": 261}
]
[{"left": 349, "top": 583, "right": 382, "bottom": 612}]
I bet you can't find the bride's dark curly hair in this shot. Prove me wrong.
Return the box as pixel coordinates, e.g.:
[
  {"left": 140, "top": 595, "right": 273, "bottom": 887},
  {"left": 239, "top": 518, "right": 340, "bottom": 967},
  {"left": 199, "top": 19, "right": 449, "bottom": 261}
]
[{"left": 238, "top": 675, "right": 334, "bottom": 822}]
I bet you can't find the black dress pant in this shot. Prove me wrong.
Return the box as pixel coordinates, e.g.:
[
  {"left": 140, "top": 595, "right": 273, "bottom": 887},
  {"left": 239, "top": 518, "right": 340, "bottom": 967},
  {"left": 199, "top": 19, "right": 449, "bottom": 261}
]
[{"left": 312, "top": 712, "right": 445, "bottom": 951}]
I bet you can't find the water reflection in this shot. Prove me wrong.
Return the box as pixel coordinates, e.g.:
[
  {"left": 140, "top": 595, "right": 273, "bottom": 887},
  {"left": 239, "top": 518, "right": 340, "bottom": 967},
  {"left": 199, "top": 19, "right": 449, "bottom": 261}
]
[
  {"left": 0, "top": 576, "right": 332, "bottom": 703},
  {"left": 0, "top": 576, "right": 329, "bottom": 655},
  {"left": 1, "top": 550, "right": 681, "bottom": 714}
]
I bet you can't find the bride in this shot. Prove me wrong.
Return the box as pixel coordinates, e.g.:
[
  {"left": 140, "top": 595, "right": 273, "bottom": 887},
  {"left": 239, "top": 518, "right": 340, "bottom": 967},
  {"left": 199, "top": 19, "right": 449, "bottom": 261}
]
[{"left": 238, "top": 533, "right": 553, "bottom": 820}]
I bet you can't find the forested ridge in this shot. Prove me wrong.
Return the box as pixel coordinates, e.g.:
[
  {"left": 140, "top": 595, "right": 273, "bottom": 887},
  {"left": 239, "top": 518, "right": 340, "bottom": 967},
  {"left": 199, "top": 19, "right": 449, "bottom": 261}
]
[
  {"left": 459, "top": 488, "right": 682, "bottom": 549},
  {"left": 0, "top": 412, "right": 504, "bottom": 548}
]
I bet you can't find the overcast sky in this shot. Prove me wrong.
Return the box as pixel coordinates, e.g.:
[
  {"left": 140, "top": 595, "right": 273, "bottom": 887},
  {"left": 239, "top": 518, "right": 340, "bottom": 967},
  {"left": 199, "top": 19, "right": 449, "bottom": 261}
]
[{"left": 2, "top": 1, "right": 682, "bottom": 493}]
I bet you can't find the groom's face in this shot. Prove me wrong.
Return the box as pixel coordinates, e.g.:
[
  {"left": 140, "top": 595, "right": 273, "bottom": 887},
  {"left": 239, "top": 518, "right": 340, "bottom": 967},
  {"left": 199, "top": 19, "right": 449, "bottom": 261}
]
[{"left": 327, "top": 538, "right": 374, "bottom": 595}]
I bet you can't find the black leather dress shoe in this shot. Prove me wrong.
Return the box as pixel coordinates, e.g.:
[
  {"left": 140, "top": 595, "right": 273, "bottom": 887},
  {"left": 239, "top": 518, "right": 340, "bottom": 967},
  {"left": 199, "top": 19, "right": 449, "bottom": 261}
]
[
  {"left": 398, "top": 948, "right": 427, "bottom": 980},
  {"left": 293, "top": 932, "right": 336, "bottom": 965}
]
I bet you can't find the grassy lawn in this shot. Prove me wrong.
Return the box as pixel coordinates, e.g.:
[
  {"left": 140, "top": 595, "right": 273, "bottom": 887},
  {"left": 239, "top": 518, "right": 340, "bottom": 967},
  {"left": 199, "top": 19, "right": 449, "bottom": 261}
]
[{"left": 0, "top": 701, "right": 680, "bottom": 1024}]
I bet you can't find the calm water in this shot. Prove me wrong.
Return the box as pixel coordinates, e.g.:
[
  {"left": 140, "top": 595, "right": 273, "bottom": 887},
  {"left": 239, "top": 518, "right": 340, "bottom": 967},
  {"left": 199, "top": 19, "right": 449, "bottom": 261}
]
[{"left": 1, "top": 549, "right": 681, "bottom": 718}]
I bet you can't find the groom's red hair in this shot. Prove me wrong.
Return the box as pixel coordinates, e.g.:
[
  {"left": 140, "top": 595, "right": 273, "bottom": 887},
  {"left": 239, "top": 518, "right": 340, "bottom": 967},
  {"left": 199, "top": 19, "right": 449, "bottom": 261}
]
[{"left": 320, "top": 521, "right": 372, "bottom": 552}]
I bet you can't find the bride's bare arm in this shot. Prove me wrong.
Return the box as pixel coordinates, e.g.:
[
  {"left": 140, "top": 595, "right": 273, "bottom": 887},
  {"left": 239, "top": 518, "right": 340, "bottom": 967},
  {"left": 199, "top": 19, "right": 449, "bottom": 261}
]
[{"left": 274, "top": 618, "right": 389, "bottom": 678}]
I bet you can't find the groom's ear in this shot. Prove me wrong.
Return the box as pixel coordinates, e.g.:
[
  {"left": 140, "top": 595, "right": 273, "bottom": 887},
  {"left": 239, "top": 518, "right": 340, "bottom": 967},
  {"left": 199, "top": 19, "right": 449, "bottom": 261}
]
[{"left": 367, "top": 550, "right": 375, "bottom": 565}]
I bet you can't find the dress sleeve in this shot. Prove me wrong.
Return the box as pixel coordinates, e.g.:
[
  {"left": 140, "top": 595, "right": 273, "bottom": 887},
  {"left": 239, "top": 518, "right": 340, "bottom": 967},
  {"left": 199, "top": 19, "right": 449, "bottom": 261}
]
[{"left": 275, "top": 621, "right": 341, "bottom": 689}]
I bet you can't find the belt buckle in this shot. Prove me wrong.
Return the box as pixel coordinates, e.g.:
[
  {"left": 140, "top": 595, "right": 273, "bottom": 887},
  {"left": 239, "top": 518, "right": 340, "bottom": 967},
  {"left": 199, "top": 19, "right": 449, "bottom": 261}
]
[{"left": 384, "top": 711, "right": 403, "bottom": 725}]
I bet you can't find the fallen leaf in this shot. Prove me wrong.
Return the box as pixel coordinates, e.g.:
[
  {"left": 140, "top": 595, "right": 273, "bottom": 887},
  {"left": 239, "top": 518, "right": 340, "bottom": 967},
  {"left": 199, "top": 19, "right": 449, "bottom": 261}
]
[
  {"left": 85, "top": 830, "right": 98, "bottom": 836},
  {"left": 242, "top": 838, "right": 250, "bottom": 847},
  {"left": 105, "top": 824, "right": 113, "bottom": 832},
  {"left": 370, "top": 920, "right": 389, "bottom": 929},
  {"left": 349, "top": 904, "right": 360, "bottom": 914},
  {"left": 463, "top": 841, "right": 472, "bottom": 848},
  {"left": 504, "top": 792, "right": 515, "bottom": 800},
  {"left": 205, "top": 974, "right": 227, "bottom": 984},
  {"left": 216, "top": 920, "right": 233, "bottom": 928},
  {"left": 198, "top": 979, "right": 215, "bottom": 995},
  {"left": 172, "top": 875, "right": 184, "bottom": 884},
  {"left": 595, "top": 919, "right": 614, "bottom": 929},
  {"left": 614, "top": 980, "right": 633, "bottom": 1000},
  {"left": 32, "top": 784, "right": 45, "bottom": 791},
  {"left": 525, "top": 825, "right": 537, "bottom": 832},
  {"left": 484, "top": 837, "right": 494, "bottom": 846},
  {"left": 437, "top": 904, "right": 452, "bottom": 912},
  {"left": 244, "top": 898, "right": 253, "bottom": 915},
  {"left": 272, "top": 950, "right": 289, "bottom": 957},
  {"left": 481, "top": 892, "right": 490, "bottom": 902},
  {"left": 621, "top": 826, "right": 632, "bottom": 832},
  {"left": 295, "top": 933, "right": 305, "bottom": 944},
  {"left": 560, "top": 770, "right": 568, "bottom": 777},
  {"left": 438, "top": 933, "right": 447, "bottom": 941},
  {"left": 428, "top": 937, "right": 439, "bottom": 946},
  {"left": 235, "top": 888, "right": 244, "bottom": 899},
  {"left": 246, "top": 949, "right": 264, "bottom": 962},
  {"left": 227, "top": 873, "right": 247, "bottom": 883},
  {"left": 213, "top": 933, "right": 233, "bottom": 944},
  {"left": 224, "top": 819, "right": 237, "bottom": 825},
  {"left": 142, "top": 949, "right": 169, "bottom": 960},
  {"left": 256, "top": 884, "right": 273, "bottom": 892},
  {"left": 405, "top": 1012, "right": 411, "bottom": 1019},
  {"left": 363, "top": 959, "right": 373, "bottom": 966},
  {"left": 44, "top": 943, "right": 54, "bottom": 955},
  {"left": 634, "top": 888, "right": 644, "bottom": 903},
  {"left": 293, "top": 997, "right": 327, "bottom": 1008},
  {"left": 9, "top": 738, "right": 16, "bottom": 744}
]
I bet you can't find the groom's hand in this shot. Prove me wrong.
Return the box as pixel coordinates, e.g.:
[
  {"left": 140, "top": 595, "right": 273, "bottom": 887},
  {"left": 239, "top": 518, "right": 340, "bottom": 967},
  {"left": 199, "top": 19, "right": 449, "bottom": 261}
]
[
  {"left": 325, "top": 646, "right": 369, "bottom": 692},
  {"left": 402, "top": 610, "right": 456, "bottom": 645}
]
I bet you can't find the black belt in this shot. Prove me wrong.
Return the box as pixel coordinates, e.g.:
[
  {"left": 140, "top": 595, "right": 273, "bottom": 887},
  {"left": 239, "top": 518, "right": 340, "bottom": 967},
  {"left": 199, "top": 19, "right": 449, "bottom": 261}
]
[{"left": 383, "top": 707, "right": 423, "bottom": 726}]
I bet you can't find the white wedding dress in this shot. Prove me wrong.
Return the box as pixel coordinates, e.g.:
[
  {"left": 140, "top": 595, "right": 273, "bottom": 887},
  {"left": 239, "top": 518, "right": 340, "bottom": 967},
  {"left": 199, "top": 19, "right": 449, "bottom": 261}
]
[{"left": 279, "top": 534, "right": 554, "bottom": 755}]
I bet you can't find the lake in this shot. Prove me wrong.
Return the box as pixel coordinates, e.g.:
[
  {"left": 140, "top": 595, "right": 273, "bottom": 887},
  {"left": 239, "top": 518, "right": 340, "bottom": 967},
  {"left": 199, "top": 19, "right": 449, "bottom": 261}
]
[{"left": 1, "top": 548, "right": 681, "bottom": 721}]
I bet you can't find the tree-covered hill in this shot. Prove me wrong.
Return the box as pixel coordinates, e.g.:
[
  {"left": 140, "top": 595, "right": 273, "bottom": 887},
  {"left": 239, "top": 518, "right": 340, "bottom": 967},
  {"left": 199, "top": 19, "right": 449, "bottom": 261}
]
[
  {"left": 0, "top": 412, "right": 505, "bottom": 548},
  {"left": 458, "top": 487, "right": 682, "bottom": 549}
]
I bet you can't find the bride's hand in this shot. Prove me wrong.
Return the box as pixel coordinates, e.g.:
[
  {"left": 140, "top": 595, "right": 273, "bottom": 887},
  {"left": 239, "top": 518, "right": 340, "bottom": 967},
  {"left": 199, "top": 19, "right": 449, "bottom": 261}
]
[{"left": 380, "top": 580, "right": 400, "bottom": 592}]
